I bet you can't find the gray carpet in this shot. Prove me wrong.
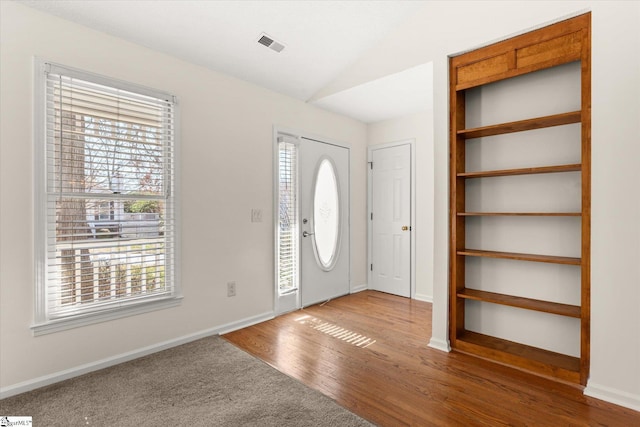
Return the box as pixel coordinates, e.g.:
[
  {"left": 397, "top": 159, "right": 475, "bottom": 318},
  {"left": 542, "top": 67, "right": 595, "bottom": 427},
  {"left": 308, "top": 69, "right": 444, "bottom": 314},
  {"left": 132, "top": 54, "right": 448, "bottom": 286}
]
[{"left": 0, "top": 335, "right": 374, "bottom": 426}]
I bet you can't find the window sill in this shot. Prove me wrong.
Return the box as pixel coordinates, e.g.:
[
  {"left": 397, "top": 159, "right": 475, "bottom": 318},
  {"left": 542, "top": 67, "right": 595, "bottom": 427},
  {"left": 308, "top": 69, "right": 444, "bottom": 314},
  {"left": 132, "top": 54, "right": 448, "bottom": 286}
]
[{"left": 31, "top": 296, "right": 183, "bottom": 336}]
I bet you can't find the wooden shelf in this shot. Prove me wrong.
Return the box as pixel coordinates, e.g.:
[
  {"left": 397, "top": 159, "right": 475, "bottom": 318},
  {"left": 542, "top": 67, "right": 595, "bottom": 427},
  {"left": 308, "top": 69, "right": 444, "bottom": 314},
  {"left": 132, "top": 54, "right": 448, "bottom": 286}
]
[
  {"left": 458, "top": 111, "right": 581, "bottom": 139},
  {"left": 457, "top": 288, "right": 581, "bottom": 318},
  {"left": 458, "top": 164, "right": 581, "bottom": 179},
  {"left": 454, "top": 331, "right": 581, "bottom": 384},
  {"left": 449, "top": 13, "right": 590, "bottom": 385},
  {"left": 457, "top": 249, "right": 581, "bottom": 265},
  {"left": 458, "top": 212, "right": 581, "bottom": 217}
]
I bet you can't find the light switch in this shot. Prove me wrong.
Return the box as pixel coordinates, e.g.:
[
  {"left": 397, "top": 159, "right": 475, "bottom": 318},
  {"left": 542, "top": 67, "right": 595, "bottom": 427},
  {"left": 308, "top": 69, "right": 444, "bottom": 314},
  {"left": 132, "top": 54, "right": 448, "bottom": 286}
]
[{"left": 251, "top": 209, "right": 262, "bottom": 223}]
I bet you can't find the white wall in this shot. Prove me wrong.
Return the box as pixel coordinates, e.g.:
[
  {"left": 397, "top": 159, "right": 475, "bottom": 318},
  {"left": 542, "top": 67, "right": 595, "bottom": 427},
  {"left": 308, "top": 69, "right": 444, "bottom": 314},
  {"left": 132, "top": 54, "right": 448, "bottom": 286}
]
[
  {"left": 367, "top": 110, "right": 434, "bottom": 302},
  {"left": 328, "top": 1, "right": 640, "bottom": 411},
  {"left": 463, "top": 61, "right": 583, "bottom": 357},
  {"left": 0, "top": 1, "right": 367, "bottom": 393}
]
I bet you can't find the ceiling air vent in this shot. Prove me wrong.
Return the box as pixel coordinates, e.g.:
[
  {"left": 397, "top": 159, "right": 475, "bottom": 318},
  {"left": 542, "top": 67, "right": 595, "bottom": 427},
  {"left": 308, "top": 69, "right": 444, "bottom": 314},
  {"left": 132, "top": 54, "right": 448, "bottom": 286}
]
[{"left": 257, "top": 33, "right": 285, "bottom": 53}]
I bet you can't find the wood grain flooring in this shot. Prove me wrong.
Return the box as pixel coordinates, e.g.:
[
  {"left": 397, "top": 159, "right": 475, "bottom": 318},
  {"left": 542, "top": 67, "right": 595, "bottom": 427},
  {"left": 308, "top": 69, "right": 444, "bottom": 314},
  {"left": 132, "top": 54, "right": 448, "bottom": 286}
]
[{"left": 223, "top": 291, "right": 639, "bottom": 426}]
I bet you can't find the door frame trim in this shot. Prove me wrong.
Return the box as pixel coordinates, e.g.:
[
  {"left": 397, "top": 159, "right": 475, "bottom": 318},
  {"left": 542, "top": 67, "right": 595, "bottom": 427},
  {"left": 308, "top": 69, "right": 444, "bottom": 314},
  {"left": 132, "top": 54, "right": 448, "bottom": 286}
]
[
  {"left": 273, "top": 126, "right": 351, "bottom": 315},
  {"left": 367, "top": 140, "right": 416, "bottom": 298}
]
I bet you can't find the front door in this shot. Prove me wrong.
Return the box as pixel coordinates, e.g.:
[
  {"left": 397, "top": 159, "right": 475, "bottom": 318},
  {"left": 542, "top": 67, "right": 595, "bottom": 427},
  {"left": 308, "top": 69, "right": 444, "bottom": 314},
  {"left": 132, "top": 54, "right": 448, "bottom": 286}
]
[
  {"left": 299, "top": 137, "right": 350, "bottom": 306},
  {"left": 370, "top": 143, "right": 411, "bottom": 297}
]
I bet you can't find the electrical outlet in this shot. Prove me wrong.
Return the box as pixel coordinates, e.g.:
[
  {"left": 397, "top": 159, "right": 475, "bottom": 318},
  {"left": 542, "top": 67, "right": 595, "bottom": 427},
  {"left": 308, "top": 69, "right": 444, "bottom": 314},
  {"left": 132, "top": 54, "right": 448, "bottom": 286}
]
[{"left": 227, "top": 281, "right": 236, "bottom": 297}]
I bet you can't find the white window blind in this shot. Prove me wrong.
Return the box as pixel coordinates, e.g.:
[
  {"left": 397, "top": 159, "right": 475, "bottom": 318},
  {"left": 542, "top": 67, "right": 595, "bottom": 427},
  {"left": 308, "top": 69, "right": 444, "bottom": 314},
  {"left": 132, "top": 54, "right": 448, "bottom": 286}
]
[
  {"left": 36, "top": 62, "right": 179, "bottom": 328},
  {"left": 277, "top": 139, "right": 298, "bottom": 294}
]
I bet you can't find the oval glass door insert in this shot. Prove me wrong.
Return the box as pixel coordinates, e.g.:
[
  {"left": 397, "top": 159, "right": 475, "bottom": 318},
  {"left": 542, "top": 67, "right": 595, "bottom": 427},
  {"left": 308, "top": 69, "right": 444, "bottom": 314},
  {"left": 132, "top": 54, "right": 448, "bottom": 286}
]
[{"left": 313, "top": 158, "right": 340, "bottom": 269}]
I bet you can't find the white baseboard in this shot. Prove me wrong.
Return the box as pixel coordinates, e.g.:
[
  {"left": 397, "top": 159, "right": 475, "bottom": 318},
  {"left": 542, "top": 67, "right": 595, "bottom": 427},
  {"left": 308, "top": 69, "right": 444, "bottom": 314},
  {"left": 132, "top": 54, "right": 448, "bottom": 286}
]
[
  {"left": 584, "top": 381, "right": 640, "bottom": 412},
  {"left": 414, "top": 293, "right": 433, "bottom": 303},
  {"left": 428, "top": 337, "right": 451, "bottom": 353},
  {"left": 353, "top": 285, "right": 431, "bottom": 302},
  {"left": 0, "top": 311, "right": 273, "bottom": 399},
  {"left": 216, "top": 311, "right": 274, "bottom": 334},
  {"left": 350, "top": 283, "right": 368, "bottom": 293}
]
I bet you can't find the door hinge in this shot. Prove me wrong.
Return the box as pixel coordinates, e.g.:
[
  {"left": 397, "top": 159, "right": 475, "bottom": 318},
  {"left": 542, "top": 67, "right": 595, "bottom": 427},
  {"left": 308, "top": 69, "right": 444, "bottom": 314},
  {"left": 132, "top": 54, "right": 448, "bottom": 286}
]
[
  {"left": 368, "top": 161, "right": 373, "bottom": 170},
  {"left": 370, "top": 264, "right": 373, "bottom": 271},
  {"left": 370, "top": 212, "right": 373, "bottom": 220}
]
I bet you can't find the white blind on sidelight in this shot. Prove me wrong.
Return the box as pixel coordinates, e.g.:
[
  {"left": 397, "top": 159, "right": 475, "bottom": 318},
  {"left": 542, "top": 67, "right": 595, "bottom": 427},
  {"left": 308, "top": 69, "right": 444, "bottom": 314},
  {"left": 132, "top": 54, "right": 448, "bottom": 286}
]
[
  {"left": 43, "top": 63, "right": 177, "bottom": 319},
  {"left": 277, "top": 137, "right": 298, "bottom": 294}
]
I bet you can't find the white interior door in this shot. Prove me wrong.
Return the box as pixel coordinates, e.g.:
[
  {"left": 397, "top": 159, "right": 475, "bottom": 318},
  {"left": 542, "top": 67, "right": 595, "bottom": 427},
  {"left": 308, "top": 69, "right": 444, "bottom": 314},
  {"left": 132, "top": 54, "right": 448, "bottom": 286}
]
[
  {"left": 299, "top": 138, "right": 350, "bottom": 307},
  {"left": 371, "top": 144, "right": 411, "bottom": 297}
]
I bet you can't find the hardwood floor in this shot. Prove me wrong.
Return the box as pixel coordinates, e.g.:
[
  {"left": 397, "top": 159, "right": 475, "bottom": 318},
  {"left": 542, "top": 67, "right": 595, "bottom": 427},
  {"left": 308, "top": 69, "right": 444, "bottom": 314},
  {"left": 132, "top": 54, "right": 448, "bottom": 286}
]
[{"left": 222, "top": 291, "right": 639, "bottom": 426}]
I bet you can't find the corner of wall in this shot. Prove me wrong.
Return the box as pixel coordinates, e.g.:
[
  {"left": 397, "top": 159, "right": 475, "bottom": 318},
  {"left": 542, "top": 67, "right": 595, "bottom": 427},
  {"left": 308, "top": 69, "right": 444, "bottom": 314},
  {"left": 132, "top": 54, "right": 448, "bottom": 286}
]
[{"left": 351, "top": 284, "right": 368, "bottom": 294}]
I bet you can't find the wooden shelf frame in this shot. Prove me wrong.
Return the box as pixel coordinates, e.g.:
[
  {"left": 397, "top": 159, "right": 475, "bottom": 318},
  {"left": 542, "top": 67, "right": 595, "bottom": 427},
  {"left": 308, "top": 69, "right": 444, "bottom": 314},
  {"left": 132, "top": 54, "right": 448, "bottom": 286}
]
[
  {"left": 459, "top": 212, "right": 581, "bottom": 217},
  {"left": 458, "top": 164, "right": 581, "bottom": 179},
  {"left": 458, "top": 288, "right": 581, "bottom": 318},
  {"left": 448, "top": 13, "right": 591, "bottom": 385},
  {"left": 458, "top": 111, "right": 581, "bottom": 140},
  {"left": 457, "top": 249, "right": 581, "bottom": 265},
  {"left": 455, "top": 331, "right": 581, "bottom": 384}
]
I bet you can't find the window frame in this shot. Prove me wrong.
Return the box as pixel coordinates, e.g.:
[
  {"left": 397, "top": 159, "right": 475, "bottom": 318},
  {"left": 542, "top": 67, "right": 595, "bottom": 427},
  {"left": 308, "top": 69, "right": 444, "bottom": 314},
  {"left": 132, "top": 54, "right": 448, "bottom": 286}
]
[{"left": 32, "top": 59, "right": 182, "bottom": 336}]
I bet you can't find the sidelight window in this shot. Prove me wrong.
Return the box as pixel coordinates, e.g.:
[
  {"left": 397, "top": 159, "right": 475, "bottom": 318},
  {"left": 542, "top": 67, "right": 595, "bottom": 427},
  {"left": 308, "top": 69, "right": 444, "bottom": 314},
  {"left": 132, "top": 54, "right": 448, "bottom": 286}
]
[{"left": 277, "top": 138, "right": 298, "bottom": 294}]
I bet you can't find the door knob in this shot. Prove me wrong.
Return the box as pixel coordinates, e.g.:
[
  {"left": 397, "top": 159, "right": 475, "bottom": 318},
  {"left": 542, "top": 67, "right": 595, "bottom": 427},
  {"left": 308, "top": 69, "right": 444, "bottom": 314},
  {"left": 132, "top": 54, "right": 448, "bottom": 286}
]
[
  {"left": 402, "top": 226, "right": 409, "bottom": 231},
  {"left": 303, "top": 231, "right": 314, "bottom": 237}
]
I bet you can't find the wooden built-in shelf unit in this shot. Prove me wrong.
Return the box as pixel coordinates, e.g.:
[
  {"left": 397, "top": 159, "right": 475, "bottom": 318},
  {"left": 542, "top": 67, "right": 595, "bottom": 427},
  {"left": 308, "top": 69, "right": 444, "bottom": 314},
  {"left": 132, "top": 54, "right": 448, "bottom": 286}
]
[{"left": 449, "top": 13, "right": 591, "bottom": 385}]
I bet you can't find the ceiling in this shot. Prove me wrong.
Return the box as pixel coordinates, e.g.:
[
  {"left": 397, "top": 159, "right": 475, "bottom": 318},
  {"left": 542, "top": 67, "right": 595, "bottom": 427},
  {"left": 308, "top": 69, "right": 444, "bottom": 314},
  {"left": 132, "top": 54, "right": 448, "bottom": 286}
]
[
  {"left": 312, "top": 62, "right": 433, "bottom": 123},
  {"left": 18, "top": 0, "right": 431, "bottom": 123}
]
